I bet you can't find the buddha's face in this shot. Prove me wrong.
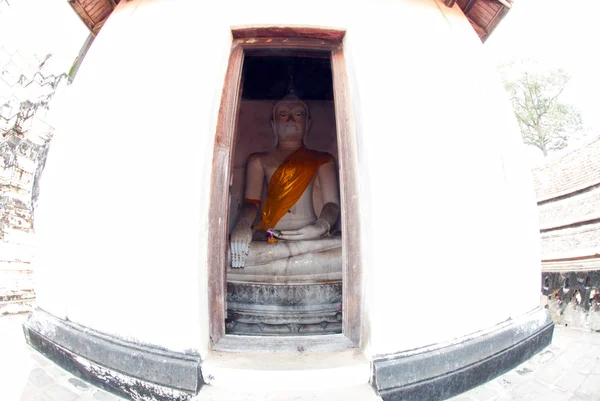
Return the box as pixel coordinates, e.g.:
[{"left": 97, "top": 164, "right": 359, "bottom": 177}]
[{"left": 273, "top": 102, "right": 309, "bottom": 143}]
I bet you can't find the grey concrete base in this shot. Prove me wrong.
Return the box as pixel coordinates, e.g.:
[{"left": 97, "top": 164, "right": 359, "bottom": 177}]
[
  {"left": 22, "top": 307, "right": 554, "bottom": 401},
  {"left": 372, "top": 308, "right": 554, "bottom": 401},
  {"left": 22, "top": 308, "right": 202, "bottom": 401}
]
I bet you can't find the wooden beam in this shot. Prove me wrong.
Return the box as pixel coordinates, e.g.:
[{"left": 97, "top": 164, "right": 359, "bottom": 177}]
[
  {"left": 331, "top": 46, "right": 363, "bottom": 345},
  {"left": 232, "top": 26, "right": 346, "bottom": 41},
  {"left": 463, "top": 0, "right": 477, "bottom": 15},
  {"left": 483, "top": 4, "right": 510, "bottom": 42},
  {"left": 207, "top": 43, "right": 244, "bottom": 345}
]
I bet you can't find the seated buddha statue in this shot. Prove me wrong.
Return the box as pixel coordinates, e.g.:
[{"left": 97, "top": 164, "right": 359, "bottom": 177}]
[{"left": 228, "top": 92, "right": 341, "bottom": 283}]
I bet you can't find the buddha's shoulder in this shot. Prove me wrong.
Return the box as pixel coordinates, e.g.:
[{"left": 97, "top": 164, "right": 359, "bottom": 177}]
[
  {"left": 247, "top": 151, "right": 270, "bottom": 163},
  {"left": 305, "top": 148, "right": 335, "bottom": 162}
]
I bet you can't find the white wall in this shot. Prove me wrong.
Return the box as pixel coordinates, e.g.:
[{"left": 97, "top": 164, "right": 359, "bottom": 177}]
[{"left": 34, "top": 0, "right": 541, "bottom": 359}]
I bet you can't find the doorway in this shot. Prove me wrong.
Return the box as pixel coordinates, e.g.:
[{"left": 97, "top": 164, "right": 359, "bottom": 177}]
[{"left": 207, "top": 30, "right": 362, "bottom": 347}]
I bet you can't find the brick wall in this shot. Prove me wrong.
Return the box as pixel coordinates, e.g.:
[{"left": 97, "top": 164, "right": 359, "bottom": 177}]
[{"left": 532, "top": 136, "right": 600, "bottom": 266}]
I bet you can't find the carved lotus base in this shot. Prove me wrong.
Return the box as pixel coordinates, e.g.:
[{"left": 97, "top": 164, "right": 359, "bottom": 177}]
[{"left": 226, "top": 281, "right": 342, "bottom": 335}]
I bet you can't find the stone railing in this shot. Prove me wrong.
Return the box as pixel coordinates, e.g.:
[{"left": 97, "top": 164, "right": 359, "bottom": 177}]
[{"left": 541, "top": 265, "right": 600, "bottom": 329}]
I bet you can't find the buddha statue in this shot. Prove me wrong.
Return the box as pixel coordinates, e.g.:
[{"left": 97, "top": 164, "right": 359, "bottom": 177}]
[{"left": 228, "top": 92, "right": 342, "bottom": 283}]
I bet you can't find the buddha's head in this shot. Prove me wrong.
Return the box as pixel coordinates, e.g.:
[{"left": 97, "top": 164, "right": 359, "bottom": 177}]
[{"left": 271, "top": 93, "right": 311, "bottom": 147}]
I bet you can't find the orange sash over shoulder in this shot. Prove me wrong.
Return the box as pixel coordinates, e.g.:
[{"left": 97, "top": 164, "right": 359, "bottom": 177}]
[{"left": 254, "top": 148, "right": 333, "bottom": 231}]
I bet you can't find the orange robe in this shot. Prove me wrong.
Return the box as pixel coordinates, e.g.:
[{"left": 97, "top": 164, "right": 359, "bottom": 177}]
[{"left": 253, "top": 148, "right": 333, "bottom": 231}]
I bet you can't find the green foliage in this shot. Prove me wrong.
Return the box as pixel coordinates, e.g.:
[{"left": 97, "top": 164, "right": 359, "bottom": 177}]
[{"left": 502, "top": 66, "right": 583, "bottom": 156}]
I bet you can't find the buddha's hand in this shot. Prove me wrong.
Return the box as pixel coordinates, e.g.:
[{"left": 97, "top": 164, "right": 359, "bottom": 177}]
[
  {"left": 230, "top": 224, "right": 252, "bottom": 268},
  {"left": 274, "top": 219, "right": 330, "bottom": 241}
]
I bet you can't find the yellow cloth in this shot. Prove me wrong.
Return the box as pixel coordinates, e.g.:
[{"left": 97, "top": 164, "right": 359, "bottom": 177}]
[{"left": 255, "top": 148, "right": 333, "bottom": 230}]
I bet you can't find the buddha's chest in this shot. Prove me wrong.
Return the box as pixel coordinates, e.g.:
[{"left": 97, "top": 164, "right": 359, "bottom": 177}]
[{"left": 262, "top": 154, "right": 319, "bottom": 184}]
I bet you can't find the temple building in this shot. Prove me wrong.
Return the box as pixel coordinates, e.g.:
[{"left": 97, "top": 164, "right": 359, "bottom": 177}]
[
  {"left": 536, "top": 137, "right": 600, "bottom": 330},
  {"left": 23, "top": 0, "right": 553, "bottom": 400}
]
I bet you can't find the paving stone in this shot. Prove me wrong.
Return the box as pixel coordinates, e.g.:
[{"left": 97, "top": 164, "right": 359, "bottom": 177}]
[
  {"left": 515, "top": 365, "right": 535, "bottom": 376},
  {"left": 447, "top": 394, "right": 475, "bottom": 401},
  {"left": 492, "top": 395, "right": 517, "bottom": 401},
  {"left": 44, "top": 384, "right": 79, "bottom": 401},
  {"left": 554, "top": 350, "right": 588, "bottom": 369},
  {"left": 77, "top": 394, "right": 115, "bottom": 401},
  {"left": 28, "top": 368, "right": 54, "bottom": 388},
  {"left": 19, "top": 384, "right": 46, "bottom": 401},
  {"left": 576, "top": 356, "right": 598, "bottom": 375},
  {"left": 468, "top": 384, "right": 498, "bottom": 400},
  {"left": 555, "top": 371, "right": 588, "bottom": 393},
  {"left": 19, "top": 393, "right": 48, "bottom": 401},
  {"left": 93, "top": 390, "right": 123, "bottom": 401},
  {"left": 530, "top": 389, "right": 573, "bottom": 401},
  {"left": 533, "top": 349, "right": 558, "bottom": 365},
  {"left": 497, "top": 370, "right": 529, "bottom": 389},
  {"left": 536, "top": 367, "right": 568, "bottom": 385},
  {"left": 43, "top": 363, "right": 68, "bottom": 380},
  {"left": 68, "top": 378, "right": 90, "bottom": 390},
  {"left": 480, "top": 378, "right": 506, "bottom": 393},
  {"left": 551, "top": 330, "right": 576, "bottom": 348},
  {"left": 590, "top": 334, "right": 600, "bottom": 346},
  {"left": 574, "top": 374, "right": 600, "bottom": 401},
  {"left": 511, "top": 379, "right": 549, "bottom": 398}
]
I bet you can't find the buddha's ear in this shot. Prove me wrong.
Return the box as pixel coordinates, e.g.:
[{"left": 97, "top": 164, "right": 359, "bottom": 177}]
[
  {"left": 270, "top": 120, "right": 278, "bottom": 148},
  {"left": 303, "top": 118, "right": 312, "bottom": 147}
]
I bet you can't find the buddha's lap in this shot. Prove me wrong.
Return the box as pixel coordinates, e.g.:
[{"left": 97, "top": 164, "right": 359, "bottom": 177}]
[{"left": 227, "top": 237, "right": 341, "bottom": 283}]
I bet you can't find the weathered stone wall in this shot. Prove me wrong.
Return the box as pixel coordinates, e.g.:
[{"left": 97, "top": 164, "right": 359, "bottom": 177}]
[{"left": 0, "top": 46, "right": 70, "bottom": 315}]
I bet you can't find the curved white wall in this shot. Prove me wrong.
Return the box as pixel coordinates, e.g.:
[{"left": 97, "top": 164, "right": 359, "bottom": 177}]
[{"left": 34, "top": 0, "right": 541, "bottom": 359}]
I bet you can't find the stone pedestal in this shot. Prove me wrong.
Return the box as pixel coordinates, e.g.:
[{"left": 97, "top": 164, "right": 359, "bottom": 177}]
[{"left": 226, "top": 282, "right": 342, "bottom": 335}]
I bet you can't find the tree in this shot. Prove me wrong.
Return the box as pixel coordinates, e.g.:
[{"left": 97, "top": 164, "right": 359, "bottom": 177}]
[{"left": 502, "top": 67, "right": 583, "bottom": 157}]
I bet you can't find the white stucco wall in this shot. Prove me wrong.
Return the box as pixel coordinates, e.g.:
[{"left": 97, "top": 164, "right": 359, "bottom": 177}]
[{"left": 34, "top": 0, "right": 541, "bottom": 359}]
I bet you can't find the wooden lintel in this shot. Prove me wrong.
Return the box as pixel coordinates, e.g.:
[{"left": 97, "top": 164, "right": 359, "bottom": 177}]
[{"left": 232, "top": 26, "right": 345, "bottom": 42}]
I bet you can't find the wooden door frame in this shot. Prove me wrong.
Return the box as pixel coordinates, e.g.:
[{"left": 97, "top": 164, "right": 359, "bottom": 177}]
[{"left": 207, "top": 28, "right": 362, "bottom": 347}]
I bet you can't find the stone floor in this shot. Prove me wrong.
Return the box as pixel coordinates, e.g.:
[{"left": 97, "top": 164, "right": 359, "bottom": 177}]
[{"left": 2, "top": 313, "right": 599, "bottom": 401}]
